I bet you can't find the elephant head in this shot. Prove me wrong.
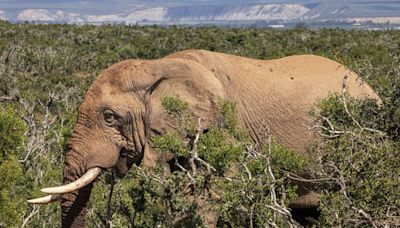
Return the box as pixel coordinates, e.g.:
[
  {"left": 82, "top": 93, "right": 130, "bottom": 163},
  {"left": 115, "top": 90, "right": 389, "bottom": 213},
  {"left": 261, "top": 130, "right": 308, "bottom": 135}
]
[{"left": 28, "top": 57, "right": 225, "bottom": 227}]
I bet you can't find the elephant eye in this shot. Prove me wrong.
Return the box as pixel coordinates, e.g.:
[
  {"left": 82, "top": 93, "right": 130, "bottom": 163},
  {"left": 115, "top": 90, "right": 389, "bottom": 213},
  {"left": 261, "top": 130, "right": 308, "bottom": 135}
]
[{"left": 103, "top": 109, "right": 115, "bottom": 124}]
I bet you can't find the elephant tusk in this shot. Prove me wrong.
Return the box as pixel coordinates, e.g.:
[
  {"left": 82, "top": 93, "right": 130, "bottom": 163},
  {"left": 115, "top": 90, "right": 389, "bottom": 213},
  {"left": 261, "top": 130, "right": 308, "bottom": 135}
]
[
  {"left": 41, "top": 167, "right": 101, "bottom": 194},
  {"left": 28, "top": 194, "right": 61, "bottom": 204}
]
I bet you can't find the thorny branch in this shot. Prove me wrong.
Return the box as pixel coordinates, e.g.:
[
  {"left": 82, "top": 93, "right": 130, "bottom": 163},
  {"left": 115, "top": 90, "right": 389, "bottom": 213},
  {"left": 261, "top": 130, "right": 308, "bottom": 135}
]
[
  {"left": 0, "top": 95, "right": 17, "bottom": 102},
  {"left": 21, "top": 206, "right": 39, "bottom": 228},
  {"left": 330, "top": 164, "right": 378, "bottom": 228},
  {"left": 286, "top": 172, "right": 332, "bottom": 183},
  {"left": 310, "top": 74, "right": 396, "bottom": 227},
  {"left": 310, "top": 75, "right": 385, "bottom": 140},
  {"left": 188, "top": 118, "right": 202, "bottom": 177},
  {"left": 265, "top": 137, "right": 299, "bottom": 228},
  {"left": 229, "top": 124, "right": 301, "bottom": 227},
  {"left": 341, "top": 75, "right": 385, "bottom": 136},
  {"left": 0, "top": 90, "right": 60, "bottom": 164},
  {"left": 0, "top": 87, "right": 78, "bottom": 227},
  {"left": 175, "top": 157, "right": 194, "bottom": 182}
]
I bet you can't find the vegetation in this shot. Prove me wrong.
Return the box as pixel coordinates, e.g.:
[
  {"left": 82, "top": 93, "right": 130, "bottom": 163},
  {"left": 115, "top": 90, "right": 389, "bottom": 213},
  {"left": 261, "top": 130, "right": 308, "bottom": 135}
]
[
  {"left": 0, "top": 20, "right": 399, "bottom": 226},
  {"left": 0, "top": 105, "right": 27, "bottom": 227},
  {"left": 313, "top": 95, "right": 400, "bottom": 227}
]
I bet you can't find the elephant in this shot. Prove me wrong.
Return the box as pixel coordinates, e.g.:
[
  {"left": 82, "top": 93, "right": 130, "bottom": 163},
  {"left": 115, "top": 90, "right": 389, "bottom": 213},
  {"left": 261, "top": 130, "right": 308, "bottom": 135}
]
[{"left": 28, "top": 50, "right": 379, "bottom": 227}]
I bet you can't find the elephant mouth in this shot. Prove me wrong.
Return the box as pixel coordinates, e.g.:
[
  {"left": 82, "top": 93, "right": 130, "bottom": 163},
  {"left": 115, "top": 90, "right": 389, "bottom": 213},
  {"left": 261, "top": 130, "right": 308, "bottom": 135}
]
[
  {"left": 115, "top": 147, "right": 142, "bottom": 177},
  {"left": 27, "top": 167, "right": 102, "bottom": 204}
]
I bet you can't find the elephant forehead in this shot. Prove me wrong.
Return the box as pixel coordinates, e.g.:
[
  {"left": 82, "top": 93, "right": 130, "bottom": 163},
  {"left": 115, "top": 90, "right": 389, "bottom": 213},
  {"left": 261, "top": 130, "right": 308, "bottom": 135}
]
[
  {"left": 80, "top": 83, "right": 142, "bottom": 115},
  {"left": 89, "top": 74, "right": 132, "bottom": 97},
  {"left": 93, "top": 72, "right": 130, "bottom": 94}
]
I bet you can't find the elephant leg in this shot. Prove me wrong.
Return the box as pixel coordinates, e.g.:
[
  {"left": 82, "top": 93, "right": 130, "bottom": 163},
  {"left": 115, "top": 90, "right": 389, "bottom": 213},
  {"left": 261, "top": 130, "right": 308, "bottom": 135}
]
[{"left": 289, "top": 192, "right": 320, "bottom": 226}]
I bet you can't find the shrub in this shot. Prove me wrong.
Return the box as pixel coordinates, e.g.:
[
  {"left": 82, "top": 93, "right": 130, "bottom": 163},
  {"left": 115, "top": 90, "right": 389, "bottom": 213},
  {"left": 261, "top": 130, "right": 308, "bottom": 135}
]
[
  {"left": 0, "top": 104, "right": 27, "bottom": 161},
  {"left": 0, "top": 105, "right": 28, "bottom": 227},
  {"left": 313, "top": 94, "right": 400, "bottom": 227}
]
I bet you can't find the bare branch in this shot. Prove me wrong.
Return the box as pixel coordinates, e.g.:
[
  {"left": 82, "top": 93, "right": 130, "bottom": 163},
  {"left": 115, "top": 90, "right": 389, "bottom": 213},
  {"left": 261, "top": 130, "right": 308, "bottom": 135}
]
[
  {"left": 341, "top": 75, "right": 385, "bottom": 136},
  {"left": 241, "top": 161, "right": 252, "bottom": 180},
  {"left": 195, "top": 157, "right": 217, "bottom": 178},
  {"left": 249, "top": 203, "right": 255, "bottom": 228},
  {"left": 286, "top": 172, "right": 333, "bottom": 183},
  {"left": 135, "top": 166, "right": 165, "bottom": 184},
  {"left": 330, "top": 163, "right": 378, "bottom": 228},
  {"left": 174, "top": 158, "right": 195, "bottom": 182},
  {"left": 265, "top": 137, "right": 299, "bottom": 228},
  {"left": 188, "top": 118, "right": 217, "bottom": 174},
  {"left": 21, "top": 206, "right": 39, "bottom": 228},
  {"left": 189, "top": 118, "right": 202, "bottom": 177},
  {"left": 0, "top": 95, "right": 17, "bottom": 102}
]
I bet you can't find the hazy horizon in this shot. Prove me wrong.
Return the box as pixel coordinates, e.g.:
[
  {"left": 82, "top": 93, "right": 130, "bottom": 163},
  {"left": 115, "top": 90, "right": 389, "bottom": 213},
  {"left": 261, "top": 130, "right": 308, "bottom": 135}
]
[{"left": 1, "top": 0, "right": 400, "bottom": 27}]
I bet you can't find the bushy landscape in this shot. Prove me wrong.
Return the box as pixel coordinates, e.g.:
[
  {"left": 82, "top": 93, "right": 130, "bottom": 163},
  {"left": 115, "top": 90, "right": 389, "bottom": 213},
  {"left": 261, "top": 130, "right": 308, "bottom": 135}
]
[{"left": 0, "top": 20, "right": 399, "bottom": 227}]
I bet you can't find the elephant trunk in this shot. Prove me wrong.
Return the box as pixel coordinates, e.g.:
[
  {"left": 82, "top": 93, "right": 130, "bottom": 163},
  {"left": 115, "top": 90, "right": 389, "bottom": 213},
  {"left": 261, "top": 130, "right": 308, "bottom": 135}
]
[{"left": 61, "top": 151, "right": 94, "bottom": 228}]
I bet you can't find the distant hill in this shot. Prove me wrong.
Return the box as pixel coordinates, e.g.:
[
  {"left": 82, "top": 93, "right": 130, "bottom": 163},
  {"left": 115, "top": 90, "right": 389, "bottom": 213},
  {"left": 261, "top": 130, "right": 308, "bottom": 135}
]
[{"left": 1, "top": 1, "right": 400, "bottom": 26}]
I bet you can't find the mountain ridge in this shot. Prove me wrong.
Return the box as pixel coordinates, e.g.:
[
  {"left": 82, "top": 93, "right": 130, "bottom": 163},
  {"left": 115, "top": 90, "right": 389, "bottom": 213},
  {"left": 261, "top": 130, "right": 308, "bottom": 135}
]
[{"left": 1, "top": 1, "right": 400, "bottom": 26}]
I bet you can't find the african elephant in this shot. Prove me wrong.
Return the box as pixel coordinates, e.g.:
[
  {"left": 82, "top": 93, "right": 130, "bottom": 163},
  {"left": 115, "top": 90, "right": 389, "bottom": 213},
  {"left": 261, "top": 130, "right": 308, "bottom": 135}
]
[{"left": 28, "top": 50, "right": 379, "bottom": 227}]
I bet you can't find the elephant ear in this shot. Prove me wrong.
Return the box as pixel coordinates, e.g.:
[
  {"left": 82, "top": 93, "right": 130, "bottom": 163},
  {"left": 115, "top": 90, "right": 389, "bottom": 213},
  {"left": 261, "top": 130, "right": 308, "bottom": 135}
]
[{"left": 142, "top": 58, "right": 226, "bottom": 166}]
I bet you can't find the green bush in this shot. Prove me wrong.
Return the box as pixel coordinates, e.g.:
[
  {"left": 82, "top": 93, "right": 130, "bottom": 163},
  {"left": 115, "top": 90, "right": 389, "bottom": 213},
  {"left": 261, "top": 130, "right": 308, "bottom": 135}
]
[
  {"left": 0, "top": 105, "right": 28, "bottom": 227},
  {"left": 198, "top": 126, "right": 242, "bottom": 175},
  {"left": 215, "top": 138, "right": 304, "bottom": 227},
  {"left": 152, "top": 132, "right": 189, "bottom": 157},
  {"left": 314, "top": 95, "right": 400, "bottom": 227},
  {"left": 0, "top": 157, "right": 27, "bottom": 227},
  {"left": 0, "top": 104, "right": 27, "bottom": 161}
]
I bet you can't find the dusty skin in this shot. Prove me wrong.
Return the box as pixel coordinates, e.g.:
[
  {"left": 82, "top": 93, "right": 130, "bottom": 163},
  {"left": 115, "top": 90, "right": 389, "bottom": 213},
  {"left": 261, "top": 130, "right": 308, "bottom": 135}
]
[{"left": 29, "top": 50, "right": 379, "bottom": 227}]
